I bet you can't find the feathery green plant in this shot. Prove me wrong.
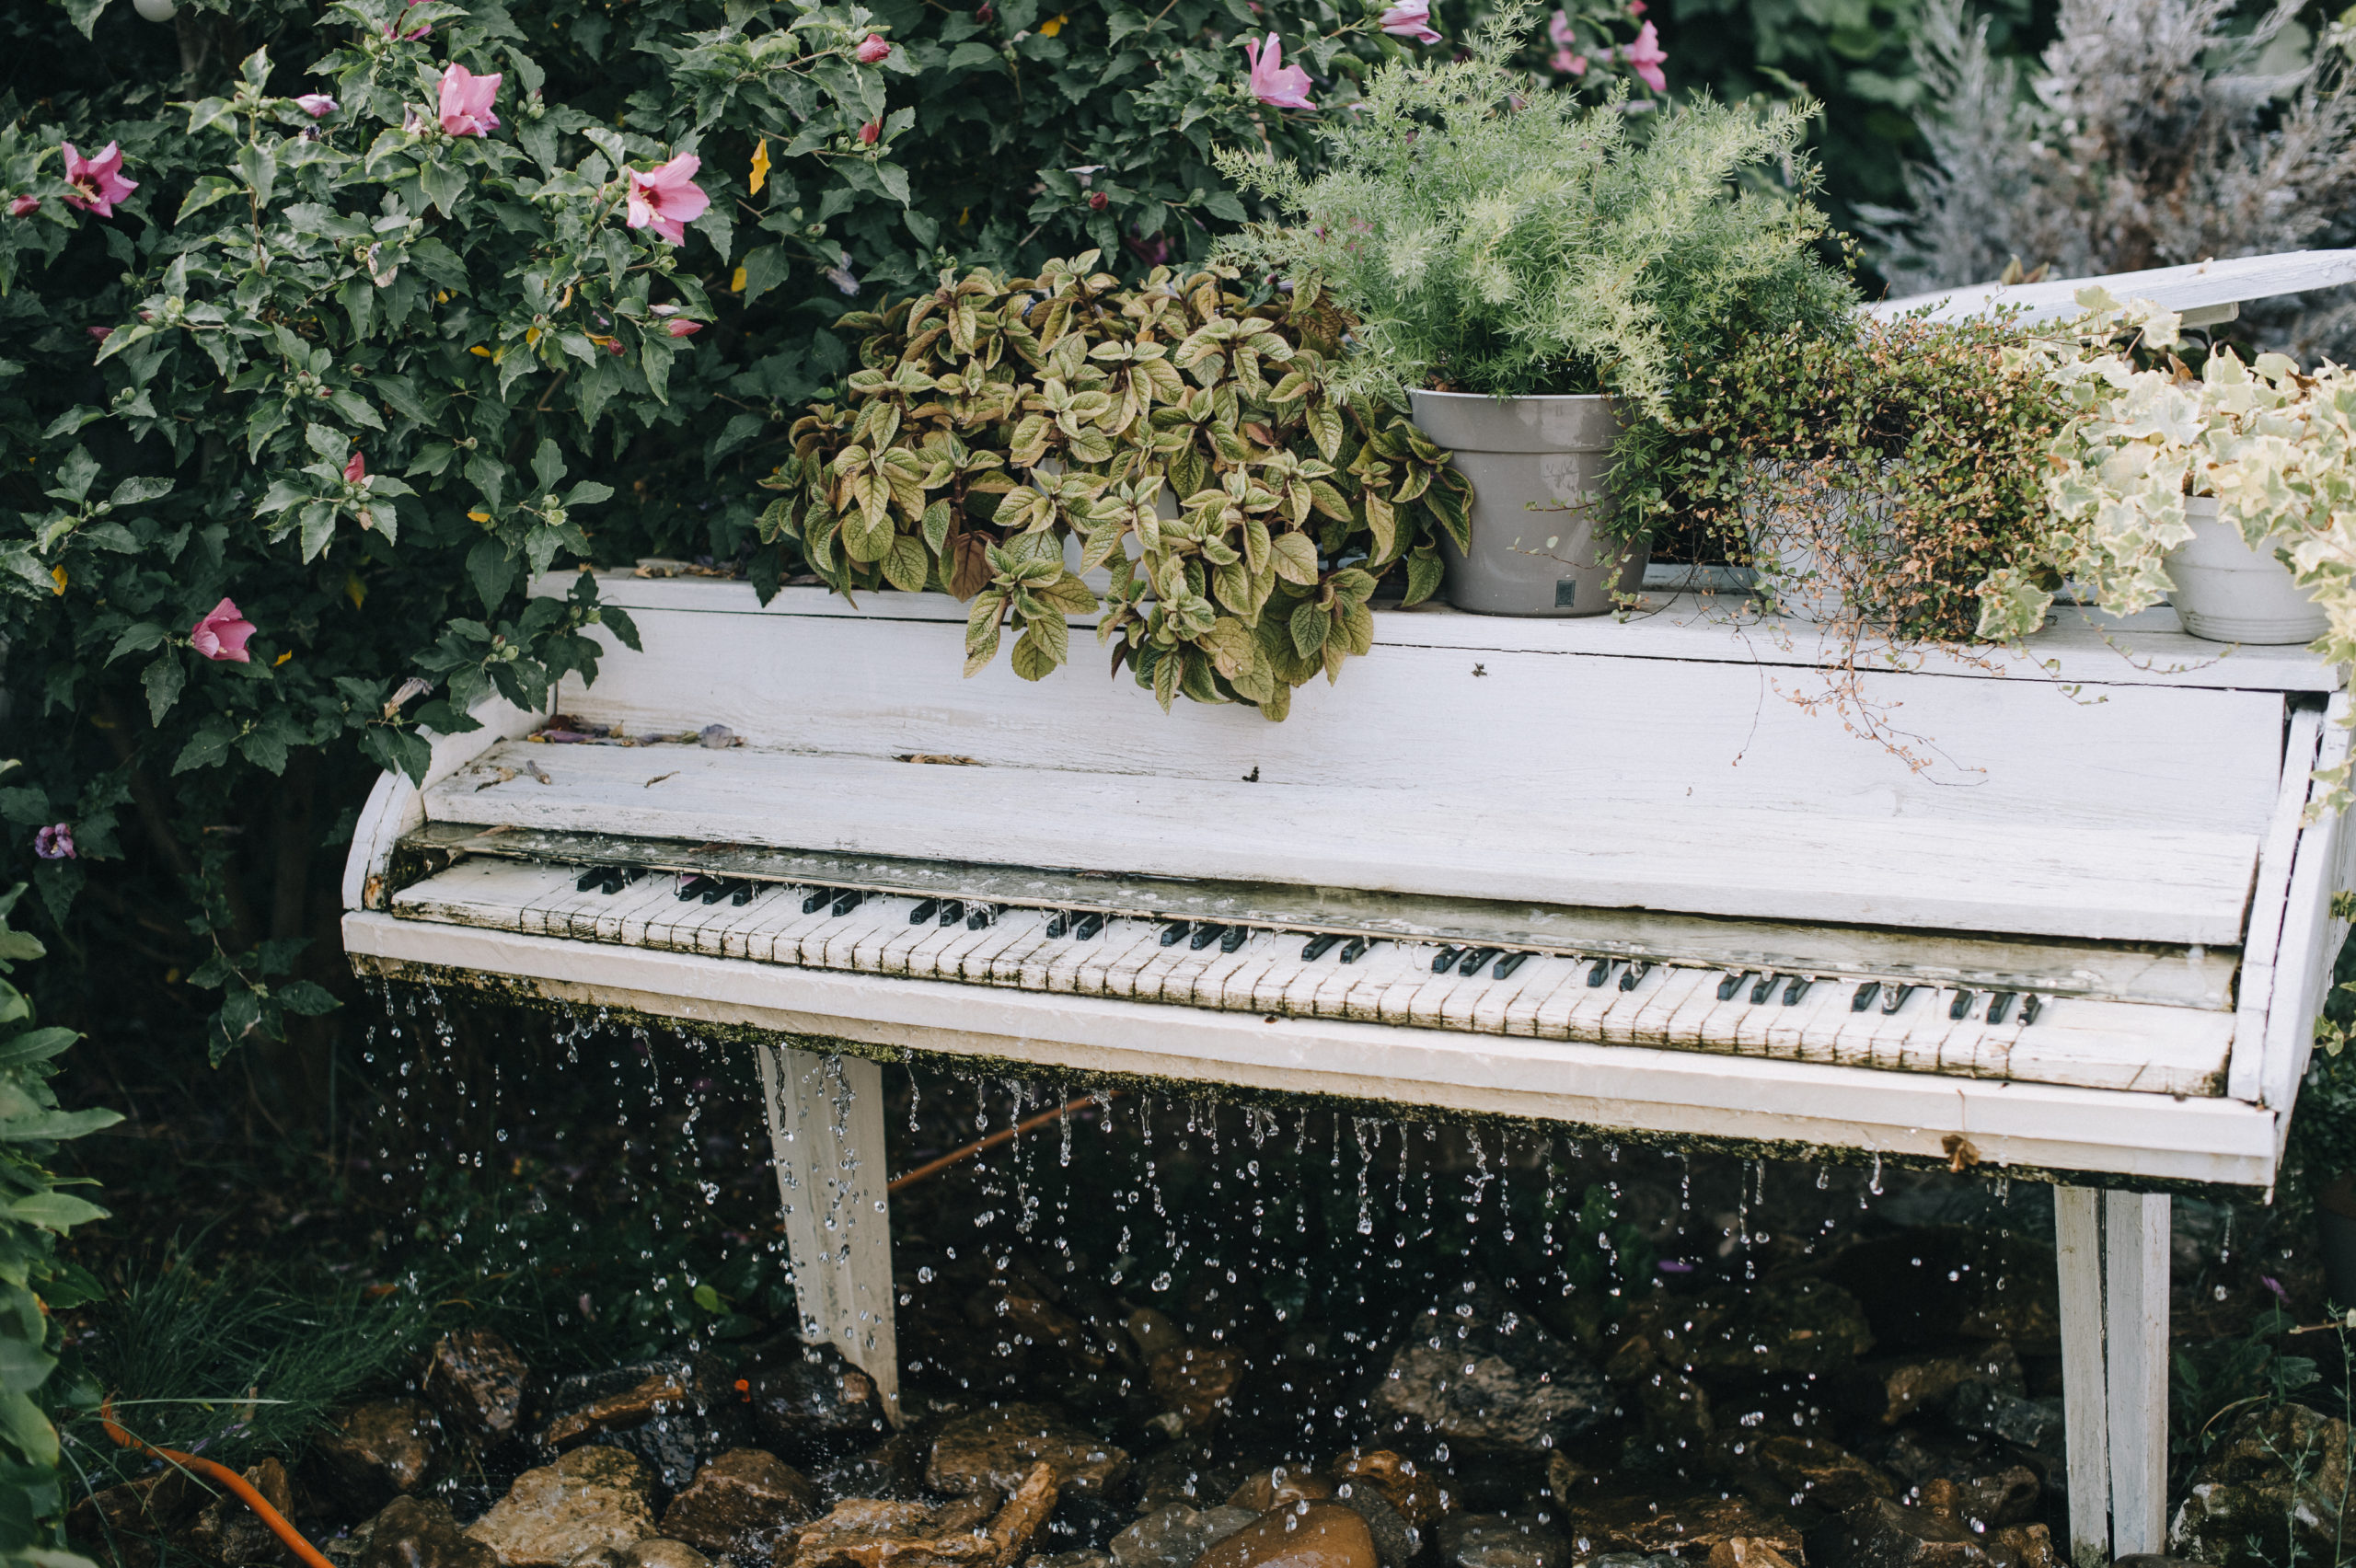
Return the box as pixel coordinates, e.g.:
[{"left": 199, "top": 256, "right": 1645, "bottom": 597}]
[{"left": 1216, "top": 4, "right": 1855, "bottom": 410}]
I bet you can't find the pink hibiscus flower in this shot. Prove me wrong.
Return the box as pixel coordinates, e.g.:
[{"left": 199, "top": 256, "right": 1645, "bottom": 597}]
[
  {"left": 625, "top": 154, "right": 710, "bottom": 246},
  {"left": 1379, "top": 1, "right": 1441, "bottom": 43},
  {"left": 294, "top": 94, "right": 340, "bottom": 118},
  {"left": 62, "top": 143, "right": 137, "bottom": 218},
  {"left": 437, "top": 63, "right": 502, "bottom": 137},
  {"left": 191, "top": 598, "right": 258, "bottom": 663},
  {"left": 1243, "top": 33, "right": 1314, "bottom": 110},
  {"left": 1624, "top": 21, "right": 1668, "bottom": 91}
]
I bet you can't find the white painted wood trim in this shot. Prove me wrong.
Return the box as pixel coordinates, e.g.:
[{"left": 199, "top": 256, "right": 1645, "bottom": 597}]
[
  {"left": 2102, "top": 1190, "right": 2172, "bottom": 1558},
  {"left": 341, "top": 913, "right": 2282, "bottom": 1187},
  {"left": 2228, "top": 706, "right": 2317, "bottom": 1101},
  {"left": 2055, "top": 1188, "right": 2109, "bottom": 1568},
  {"left": 339, "top": 696, "right": 548, "bottom": 912},
  {"left": 2263, "top": 692, "right": 2356, "bottom": 1110},
  {"left": 757, "top": 1044, "right": 900, "bottom": 1422},
  {"left": 1872, "top": 249, "right": 2356, "bottom": 329}
]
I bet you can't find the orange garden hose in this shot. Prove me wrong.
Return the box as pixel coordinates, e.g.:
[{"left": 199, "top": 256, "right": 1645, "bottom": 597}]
[
  {"left": 100, "top": 1397, "right": 335, "bottom": 1568},
  {"left": 887, "top": 1091, "right": 1117, "bottom": 1193}
]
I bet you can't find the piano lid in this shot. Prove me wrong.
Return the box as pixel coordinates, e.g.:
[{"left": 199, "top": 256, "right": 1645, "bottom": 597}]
[{"left": 414, "top": 580, "right": 2320, "bottom": 950}]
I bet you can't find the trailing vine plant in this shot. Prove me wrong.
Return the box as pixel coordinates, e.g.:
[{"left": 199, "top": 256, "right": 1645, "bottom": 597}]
[{"left": 763, "top": 256, "right": 1473, "bottom": 719}]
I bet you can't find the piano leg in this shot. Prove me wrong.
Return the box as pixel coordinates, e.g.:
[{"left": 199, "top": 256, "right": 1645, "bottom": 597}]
[
  {"left": 2055, "top": 1185, "right": 2170, "bottom": 1567},
  {"left": 756, "top": 1043, "right": 902, "bottom": 1425}
]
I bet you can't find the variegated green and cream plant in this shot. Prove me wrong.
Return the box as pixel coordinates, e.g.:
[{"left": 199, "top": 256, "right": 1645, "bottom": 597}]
[
  {"left": 1979, "top": 286, "right": 2356, "bottom": 806},
  {"left": 763, "top": 255, "right": 1472, "bottom": 719}
]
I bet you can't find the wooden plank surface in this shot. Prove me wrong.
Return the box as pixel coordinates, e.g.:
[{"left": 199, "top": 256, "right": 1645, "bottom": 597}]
[
  {"left": 425, "top": 739, "right": 2263, "bottom": 944},
  {"left": 1874, "top": 249, "right": 2356, "bottom": 330},
  {"left": 2103, "top": 1190, "right": 2172, "bottom": 1557},
  {"left": 343, "top": 911, "right": 2284, "bottom": 1186},
  {"left": 340, "top": 693, "right": 544, "bottom": 912},
  {"left": 2054, "top": 1187, "right": 2109, "bottom": 1568},
  {"left": 2264, "top": 694, "right": 2356, "bottom": 1110},
  {"left": 2228, "top": 709, "right": 2322, "bottom": 1102}
]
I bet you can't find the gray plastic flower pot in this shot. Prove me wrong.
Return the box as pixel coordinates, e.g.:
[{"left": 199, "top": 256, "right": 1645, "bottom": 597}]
[
  {"left": 2166, "top": 496, "right": 2328, "bottom": 644},
  {"left": 1406, "top": 389, "right": 1641, "bottom": 617}
]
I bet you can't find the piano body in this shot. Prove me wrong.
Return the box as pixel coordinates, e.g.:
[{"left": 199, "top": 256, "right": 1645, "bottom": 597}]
[{"left": 343, "top": 571, "right": 2350, "bottom": 1561}]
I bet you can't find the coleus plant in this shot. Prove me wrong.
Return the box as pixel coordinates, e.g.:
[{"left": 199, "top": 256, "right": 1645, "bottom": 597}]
[{"left": 762, "top": 255, "right": 1472, "bottom": 719}]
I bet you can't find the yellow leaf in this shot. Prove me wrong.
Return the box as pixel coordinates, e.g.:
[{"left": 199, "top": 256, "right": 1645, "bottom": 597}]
[
  {"left": 749, "top": 137, "right": 770, "bottom": 197},
  {"left": 273, "top": 650, "right": 294, "bottom": 666},
  {"left": 468, "top": 509, "right": 492, "bottom": 523},
  {"left": 469, "top": 345, "right": 491, "bottom": 357},
  {"left": 1038, "top": 11, "right": 1067, "bottom": 32},
  {"left": 525, "top": 327, "right": 542, "bottom": 345},
  {"left": 730, "top": 266, "right": 748, "bottom": 294},
  {"left": 344, "top": 571, "right": 367, "bottom": 609},
  {"left": 49, "top": 566, "right": 66, "bottom": 595},
  {"left": 435, "top": 290, "right": 450, "bottom": 304}
]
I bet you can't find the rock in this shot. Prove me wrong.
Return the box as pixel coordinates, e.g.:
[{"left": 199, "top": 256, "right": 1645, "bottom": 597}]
[
  {"left": 1109, "top": 1505, "right": 1259, "bottom": 1568},
  {"left": 187, "top": 1457, "right": 299, "bottom": 1567},
  {"left": 1835, "top": 1498, "right": 2054, "bottom": 1568},
  {"left": 1134, "top": 1447, "right": 1253, "bottom": 1513},
  {"left": 927, "top": 1404, "right": 1130, "bottom": 1497},
  {"left": 1633, "top": 1278, "right": 1876, "bottom": 1378},
  {"left": 1555, "top": 1488, "right": 1803, "bottom": 1562},
  {"left": 67, "top": 1471, "right": 203, "bottom": 1568},
  {"left": 1434, "top": 1515, "right": 1566, "bottom": 1568},
  {"left": 658, "top": 1447, "right": 819, "bottom": 1563},
  {"left": 968, "top": 1278, "right": 1106, "bottom": 1372},
  {"left": 789, "top": 1499, "right": 941, "bottom": 1568},
  {"left": 1325, "top": 1485, "right": 1418, "bottom": 1568},
  {"left": 542, "top": 1355, "right": 755, "bottom": 1494},
  {"left": 1126, "top": 1310, "right": 1188, "bottom": 1360},
  {"left": 1369, "top": 1281, "right": 1611, "bottom": 1453},
  {"left": 619, "top": 1543, "right": 710, "bottom": 1568},
  {"left": 1869, "top": 1429, "right": 2037, "bottom": 1495},
  {"left": 1149, "top": 1347, "right": 1243, "bottom": 1431},
  {"left": 318, "top": 1400, "right": 445, "bottom": 1512},
  {"left": 1948, "top": 1384, "right": 2065, "bottom": 1456},
  {"left": 1742, "top": 1435, "right": 1897, "bottom": 1513},
  {"left": 427, "top": 1329, "right": 533, "bottom": 1439},
  {"left": 1708, "top": 1543, "right": 1798, "bottom": 1568},
  {"left": 2170, "top": 1404, "right": 2355, "bottom": 1568},
  {"left": 358, "top": 1498, "right": 500, "bottom": 1568},
  {"left": 1328, "top": 1452, "right": 1446, "bottom": 1532},
  {"left": 744, "top": 1340, "right": 892, "bottom": 1458},
  {"left": 1820, "top": 1229, "right": 2060, "bottom": 1351},
  {"left": 791, "top": 1461, "right": 1061, "bottom": 1568},
  {"left": 1919, "top": 1471, "right": 2040, "bottom": 1532},
  {"left": 1031, "top": 1555, "right": 1114, "bottom": 1568},
  {"left": 1226, "top": 1469, "right": 1334, "bottom": 1510},
  {"left": 465, "top": 1447, "right": 660, "bottom": 1567},
  {"left": 1833, "top": 1344, "right": 2025, "bottom": 1427},
  {"left": 1195, "top": 1503, "right": 1380, "bottom": 1568}
]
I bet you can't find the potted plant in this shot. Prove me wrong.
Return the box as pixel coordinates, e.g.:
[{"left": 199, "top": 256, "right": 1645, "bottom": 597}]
[
  {"left": 1217, "top": 7, "right": 1854, "bottom": 617},
  {"left": 1978, "top": 290, "right": 2348, "bottom": 659}
]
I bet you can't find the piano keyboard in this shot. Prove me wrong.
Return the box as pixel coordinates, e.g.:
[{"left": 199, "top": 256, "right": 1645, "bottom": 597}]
[{"left": 390, "top": 854, "right": 2234, "bottom": 1096}]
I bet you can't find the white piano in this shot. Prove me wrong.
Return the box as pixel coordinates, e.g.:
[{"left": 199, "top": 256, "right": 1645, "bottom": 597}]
[{"left": 342, "top": 571, "right": 2350, "bottom": 1563}]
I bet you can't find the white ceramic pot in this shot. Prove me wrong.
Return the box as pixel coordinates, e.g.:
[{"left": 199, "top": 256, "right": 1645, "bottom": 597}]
[
  {"left": 2165, "top": 496, "right": 2327, "bottom": 644},
  {"left": 1405, "top": 389, "right": 1642, "bottom": 617}
]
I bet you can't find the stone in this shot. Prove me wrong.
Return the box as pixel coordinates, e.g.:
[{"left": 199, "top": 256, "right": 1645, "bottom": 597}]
[
  {"left": 1555, "top": 1489, "right": 1803, "bottom": 1562},
  {"left": 1948, "top": 1384, "right": 2065, "bottom": 1456},
  {"left": 745, "top": 1340, "right": 892, "bottom": 1458},
  {"left": 1707, "top": 1543, "right": 1797, "bottom": 1568},
  {"left": 1126, "top": 1309, "right": 1188, "bottom": 1360},
  {"left": 2170, "top": 1404, "right": 2355, "bottom": 1568},
  {"left": 1149, "top": 1347, "right": 1244, "bottom": 1431},
  {"left": 1134, "top": 1447, "right": 1253, "bottom": 1513},
  {"left": 1834, "top": 1344, "right": 2025, "bottom": 1428},
  {"left": 1109, "top": 1505, "right": 1260, "bottom": 1568},
  {"left": 927, "top": 1404, "right": 1130, "bottom": 1497},
  {"left": 542, "top": 1355, "right": 756, "bottom": 1494},
  {"left": 1633, "top": 1277, "right": 1877, "bottom": 1378},
  {"left": 1433, "top": 1515, "right": 1566, "bottom": 1568},
  {"left": 658, "top": 1447, "right": 820, "bottom": 1564},
  {"left": 1743, "top": 1435, "right": 1897, "bottom": 1513},
  {"left": 620, "top": 1543, "right": 711, "bottom": 1568},
  {"left": 1919, "top": 1471, "right": 2040, "bottom": 1531},
  {"left": 1031, "top": 1555, "right": 1114, "bottom": 1568},
  {"left": 1835, "top": 1499, "right": 2055, "bottom": 1568},
  {"left": 318, "top": 1400, "right": 444, "bottom": 1512},
  {"left": 426, "top": 1329, "right": 533, "bottom": 1439},
  {"left": 1820, "top": 1229, "right": 2061, "bottom": 1350},
  {"left": 1194, "top": 1504, "right": 1380, "bottom": 1568},
  {"left": 67, "top": 1471, "right": 204, "bottom": 1568},
  {"left": 1226, "top": 1469, "right": 1334, "bottom": 1511},
  {"left": 465, "top": 1446, "right": 660, "bottom": 1567},
  {"left": 1369, "top": 1281, "right": 1611, "bottom": 1453},
  {"left": 1325, "top": 1485, "right": 1418, "bottom": 1568},
  {"left": 358, "top": 1498, "right": 501, "bottom": 1568},
  {"left": 791, "top": 1461, "right": 1061, "bottom": 1568},
  {"left": 967, "top": 1278, "right": 1105, "bottom": 1372},
  {"left": 1327, "top": 1452, "right": 1447, "bottom": 1532},
  {"left": 186, "top": 1457, "right": 299, "bottom": 1567}
]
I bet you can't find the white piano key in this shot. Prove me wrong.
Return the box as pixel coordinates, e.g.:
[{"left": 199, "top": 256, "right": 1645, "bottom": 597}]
[
  {"left": 1154, "top": 931, "right": 1248, "bottom": 1006},
  {"left": 1495, "top": 956, "right": 1577, "bottom": 1036},
  {"left": 1598, "top": 965, "right": 1680, "bottom": 1045},
  {"left": 1440, "top": 958, "right": 1508, "bottom": 1031},
  {"left": 838, "top": 897, "right": 923, "bottom": 972},
  {"left": 1375, "top": 947, "right": 1456, "bottom": 1024},
  {"left": 896, "top": 917, "right": 975, "bottom": 982},
  {"left": 1403, "top": 963, "right": 1472, "bottom": 1029},
  {"left": 1182, "top": 931, "right": 1269, "bottom": 1008},
  {"left": 1765, "top": 977, "right": 1844, "bottom": 1061},
  {"left": 872, "top": 905, "right": 953, "bottom": 977},
  {"left": 1071, "top": 920, "right": 1162, "bottom": 996},
  {"left": 940, "top": 918, "right": 1017, "bottom": 983},
  {"left": 979, "top": 916, "right": 1061, "bottom": 985},
  {"left": 1472, "top": 957, "right": 1560, "bottom": 1034},
  {"left": 1822, "top": 981, "right": 1890, "bottom": 1066},
  {"left": 1103, "top": 925, "right": 1184, "bottom": 999},
  {"left": 583, "top": 879, "right": 669, "bottom": 944},
  {"left": 1864, "top": 986, "right": 1925, "bottom": 1071},
  {"left": 1308, "top": 943, "right": 1385, "bottom": 1019},
  {"left": 1547, "top": 965, "right": 1630, "bottom": 1042},
  {"left": 1664, "top": 973, "right": 1734, "bottom": 1048},
  {"left": 741, "top": 894, "right": 837, "bottom": 966},
  {"left": 1932, "top": 992, "right": 1995, "bottom": 1077},
  {"left": 1018, "top": 919, "right": 1091, "bottom": 990},
  {"left": 1331, "top": 942, "right": 1422, "bottom": 1022},
  {"left": 1126, "top": 930, "right": 1203, "bottom": 1001},
  {"left": 1205, "top": 938, "right": 1292, "bottom": 1012}
]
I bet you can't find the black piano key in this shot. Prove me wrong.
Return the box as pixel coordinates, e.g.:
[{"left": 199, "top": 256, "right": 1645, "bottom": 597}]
[
  {"left": 1339, "top": 936, "right": 1372, "bottom": 963},
  {"left": 909, "top": 898, "right": 941, "bottom": 925},
  {"left": 1880, "top": 984, "right": 1917, "bottom": 1015},
  {"left": 1619, "top": 962, "right": 1651, "bottom": 992},
  {"left": 1073, "top": 912, "right": 1105, "bottom": 940},
  {"left": 700, "top": 878, "right": 735, "bottom": 905},
  {"left": 1190, "top": 923, "right": 1226, "bottom": 951},
  {"left": 1750, "top": 972, "right": 1779, "bottom": 1004},
  {"left": 577, "top": 866, "right": 608, "bottom": 891},
  {"left": 1715, "top": 970, "right": 1753, "bottom": 1001},
  {"left": 1782, "top": 975, "right": 1813, "bottom": 1004},
  {"left": 1161, "top": 921, "right": 1191, "bottom": 948},
  {"left": 938, "top": 899, "right": 964, "bottom": 927},
  {"left": 1987, "top": 990, "right": 2016, "bottom": 1023},
  {"left": 829, "top": 889, "right": 866, "bottom": 917},
  {"left": 730, "top": 881, "right": 760, "bottom": 906},
  {"left": 1221, "top": 926, "right": 1251, "bottom": 953},
  {"left": 1457, "top": 947, "right": 1502, "bottom": 976},
  {"left": 1431, "top": 945, "right": 1462, "bottom": 974},
  {"left": 1850, "top": 981, "right": 1880, "bottom": 1012},
  {"left": 966, "top": 903, "right": 1004, "bottom": 930},
  {"left": 1303, "top": 933, "right": 1344, "bottom": 961},
  {"left": 802, "top": 886, "right": 833, "bottom": 914},
  {"left": 1949, "top": 989, "right": 1975, "bottom": 1020},
  {"left": 2021, "top": 993, "right": 2043, "bottom": 1025},
  {"left": 1588, "top": 960, "right": 1614, "bottom": 987},
  {"left": 681, "top": 876, "right": 716, "bottom": 902},
  {"left": 1493, "top": 951, "right": 1530, "bottom": 979},
  {"left": 1044, "top": 910, "right": 1069, "bottom": 938}
]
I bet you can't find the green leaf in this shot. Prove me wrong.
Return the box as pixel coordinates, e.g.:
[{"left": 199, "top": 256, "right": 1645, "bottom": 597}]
[
  {"left": 418, "top": 157, "right": 468, "bottom": 218},
  {"left": 235, "top": 143, "right": 278, "bottom": 209},
  {"left": 275, "top": 980, "right": 341, "bottom": 1017},
  {"left": 1289, "top": 598, "right": 1329, "bottom": 659},
  {"left": 1269, "top": 531, "right": 1321, "bottom": 586},
  {"left": 7, "top": 1191, "right": 108, "bottom": 1232},
  {"left": 0, "top": 1029, "right": 76, "bottom": 1069},
  {"left": 142, "top": 655, "right": 185, "bottom": 726},
  {"left": 0, "top": 1389, "right": 57, "bottom": 1467},
  {"left": 740, "top": 245, "right": 791, "bottom": 309},
  {"left": 61, "top": 0, "right": 110, "bottom": 37}
]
